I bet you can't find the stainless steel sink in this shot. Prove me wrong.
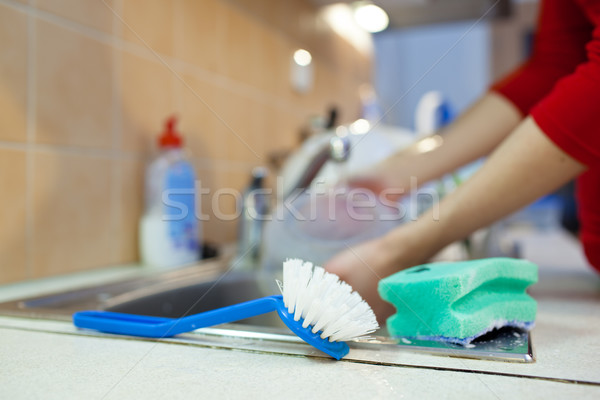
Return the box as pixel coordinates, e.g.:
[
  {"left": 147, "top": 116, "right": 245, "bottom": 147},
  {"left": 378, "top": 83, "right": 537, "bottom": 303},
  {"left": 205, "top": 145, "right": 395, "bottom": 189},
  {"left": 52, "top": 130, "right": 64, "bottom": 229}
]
[
  {"left": 0, "top": 259, "right": 275, "bottom": 322},
  {"left": 105, "top": 271, "right": 284, "bottom": 329},
  {"left": 0, "top": 256, "right": 534, "bottom": 363}
]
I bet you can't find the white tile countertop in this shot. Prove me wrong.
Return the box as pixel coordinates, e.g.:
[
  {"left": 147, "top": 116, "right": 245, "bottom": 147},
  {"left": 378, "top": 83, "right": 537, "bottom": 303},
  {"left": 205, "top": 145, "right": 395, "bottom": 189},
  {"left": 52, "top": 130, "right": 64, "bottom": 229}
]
[{"left": 1, "top": 230, "right": 599, "bottom": 399}]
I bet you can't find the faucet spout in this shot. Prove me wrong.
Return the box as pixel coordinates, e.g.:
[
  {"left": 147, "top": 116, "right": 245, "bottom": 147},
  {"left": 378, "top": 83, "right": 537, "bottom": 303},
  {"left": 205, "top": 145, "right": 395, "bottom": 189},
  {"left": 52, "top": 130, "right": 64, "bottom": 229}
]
[{"left": 284, "top": 134, "right": 351, "bottom": 200}]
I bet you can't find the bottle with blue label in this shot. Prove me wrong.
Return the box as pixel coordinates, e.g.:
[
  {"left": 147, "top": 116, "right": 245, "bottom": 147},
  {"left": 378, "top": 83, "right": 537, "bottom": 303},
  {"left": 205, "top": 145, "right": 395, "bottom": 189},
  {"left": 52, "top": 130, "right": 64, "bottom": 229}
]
[{"left": 139, "top": 116, "right": 200, "bottom": 268}]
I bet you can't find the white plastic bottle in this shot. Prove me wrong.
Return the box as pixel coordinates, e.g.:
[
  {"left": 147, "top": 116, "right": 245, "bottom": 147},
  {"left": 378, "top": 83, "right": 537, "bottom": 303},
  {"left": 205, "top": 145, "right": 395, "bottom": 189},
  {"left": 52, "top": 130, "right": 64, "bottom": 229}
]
[{"left": 139, "top": 116, "right": 200, "bottom": 268}]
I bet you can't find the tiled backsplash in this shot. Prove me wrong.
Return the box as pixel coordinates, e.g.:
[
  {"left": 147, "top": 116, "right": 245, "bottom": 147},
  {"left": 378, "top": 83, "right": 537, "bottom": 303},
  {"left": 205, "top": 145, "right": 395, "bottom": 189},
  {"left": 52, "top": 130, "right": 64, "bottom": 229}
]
[{"left": 0, "top": 0, "right": 371, "bottom": 283}]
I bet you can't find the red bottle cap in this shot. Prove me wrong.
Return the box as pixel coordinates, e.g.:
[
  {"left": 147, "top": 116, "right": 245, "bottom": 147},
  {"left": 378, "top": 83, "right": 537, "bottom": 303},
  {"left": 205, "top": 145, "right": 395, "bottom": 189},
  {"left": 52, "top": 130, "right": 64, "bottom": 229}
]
[{"left": 158, "top": 116, "right": 183, "bottom": 148}]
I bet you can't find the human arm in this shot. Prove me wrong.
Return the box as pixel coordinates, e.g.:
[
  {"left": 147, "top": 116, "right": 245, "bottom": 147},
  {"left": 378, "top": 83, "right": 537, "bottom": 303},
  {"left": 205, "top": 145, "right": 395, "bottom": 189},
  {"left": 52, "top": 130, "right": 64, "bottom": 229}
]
[
  {"left": 326, "top": 117, "right": 587, "bottom": 319},
  {"left": 353, "top": 0, "right": 591, "bottom": 196},
  {"left": 386, "top": 117, "right": 586, "bottom": 262},
  {"left": 352, "top": 92, "right": 522, "bottom": 195}
]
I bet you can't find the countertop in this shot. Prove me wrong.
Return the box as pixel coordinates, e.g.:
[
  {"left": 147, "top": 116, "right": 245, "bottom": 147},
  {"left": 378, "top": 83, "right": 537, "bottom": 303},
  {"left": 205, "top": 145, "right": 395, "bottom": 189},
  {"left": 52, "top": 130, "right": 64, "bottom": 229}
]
[{"left": 1, "top": 230, "right": 599, "bottom": 399}]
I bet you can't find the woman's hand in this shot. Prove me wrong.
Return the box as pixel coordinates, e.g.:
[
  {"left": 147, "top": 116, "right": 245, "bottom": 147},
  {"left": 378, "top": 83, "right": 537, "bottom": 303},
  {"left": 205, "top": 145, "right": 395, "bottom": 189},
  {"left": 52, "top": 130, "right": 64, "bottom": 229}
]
[
  {"left": 323, "top": 230, "right": 423, "bottom": 323},
  {"left": 342, "top": 149, "right": 425, "bottom": 201}
]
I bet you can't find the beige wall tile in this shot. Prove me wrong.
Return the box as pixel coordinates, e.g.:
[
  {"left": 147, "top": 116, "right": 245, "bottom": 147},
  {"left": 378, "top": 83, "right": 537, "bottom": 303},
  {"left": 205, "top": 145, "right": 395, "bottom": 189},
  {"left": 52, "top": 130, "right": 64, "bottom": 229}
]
[
  {"left": 113, "top": 158, "right": 143, "bottom": 263},
  {"left": 174, "top": 0, "right": 224, "bottom": 73},
  {"left": 311, "top": 62, "right": 343, "bottom": 118},
  {"left": 276, "top": 0, "right": 311, "bottom": 47},
  {"left": 121, "top": 0, "right": 174, "bottom": 57},
  {"left": 263, "top": 106, "right": 294, "bottom": 156},
  {"left": 193, "top": 165, "right": 220, "bottom": 244},
  {"left": 121, "top": 50, "right": 175, "bottom": 154},
  {"left": 32, "top": 151, "right": 115, "bottom": 277},
  {"left": 35, "top": 20, "right": 114, "bottom": 149},
  {"left": 0, "top": 4, "right": 28, "bottom": 143},
  {"left": 221, "top": 5, "right": 261, "bottom": 87},
  {"left": 202, "top": 168, "right": 249, "bottom": 244},
  {"left": 229, "top": 0, "right": 316, "bottom": 49},
  {"left": 0, "top": 149, "right": 28, "bottom": 284},
  {"left": 227, "top": 0, "right": 271, "bottom": 20},
  {"left": 192, "top": 165, "right": 248, "bottom": 245},
  {"left": 293, "top": 1, "right": 322, "bottom": 54},
  {"left": 213, "top": 89, "right": 264, "bottom": 165},
  {"left": 230, "top": 0, "right": 347, "bottom": 83},
  {"left": 217, "top": 169, "right": 249, "bottom": 243},
  {"left": 237, "top": 0, "right": 286, "bottom": 29},
  {"left": 178, "top": 73, "right": 223, "bottom": 162},
  {"left": 35, "top": 0, "right": 116, "bottom": 34},
  {"left": 254, "top": 24, "right": 289, "bottom": 98}
]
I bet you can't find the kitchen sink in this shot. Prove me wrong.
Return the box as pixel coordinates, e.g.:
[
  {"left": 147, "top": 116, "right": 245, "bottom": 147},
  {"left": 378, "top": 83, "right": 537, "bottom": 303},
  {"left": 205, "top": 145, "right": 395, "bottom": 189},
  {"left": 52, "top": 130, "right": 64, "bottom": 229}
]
[
  {"left": 105, "top": 271, "right": 284, "bottom": 328},
  {"left": 0, "top": 258, "right": 275, "bottom": 323},
  {"left": 0, "top": 256, "right": 533, "bottom": 363}
]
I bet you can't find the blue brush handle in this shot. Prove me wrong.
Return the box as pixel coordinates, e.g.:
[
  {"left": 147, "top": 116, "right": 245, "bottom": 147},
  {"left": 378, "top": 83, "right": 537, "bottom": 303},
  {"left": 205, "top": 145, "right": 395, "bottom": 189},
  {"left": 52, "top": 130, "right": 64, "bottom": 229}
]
[{"left": 73, "top": 295, "right": 282, "bottom": 338}]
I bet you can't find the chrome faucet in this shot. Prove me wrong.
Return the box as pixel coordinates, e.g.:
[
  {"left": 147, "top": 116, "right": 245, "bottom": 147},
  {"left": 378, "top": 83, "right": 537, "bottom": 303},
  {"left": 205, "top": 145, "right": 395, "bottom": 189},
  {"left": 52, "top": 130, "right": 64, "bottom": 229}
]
[
  {"left": 235, "top": 167, "right": 269, "bottom": 268},
  {"left": 236, "top": 133, "right": 351, "bottom": 270},
  {"left": 282, "top": 133, "right": 351, "bottom": 201}
]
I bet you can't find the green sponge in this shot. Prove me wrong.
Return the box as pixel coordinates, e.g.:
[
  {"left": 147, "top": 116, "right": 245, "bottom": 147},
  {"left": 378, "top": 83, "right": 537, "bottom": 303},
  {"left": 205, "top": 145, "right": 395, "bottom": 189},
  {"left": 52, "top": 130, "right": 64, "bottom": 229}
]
[{"left": 378, "top": 258, "right": 538, "bottom": 344}]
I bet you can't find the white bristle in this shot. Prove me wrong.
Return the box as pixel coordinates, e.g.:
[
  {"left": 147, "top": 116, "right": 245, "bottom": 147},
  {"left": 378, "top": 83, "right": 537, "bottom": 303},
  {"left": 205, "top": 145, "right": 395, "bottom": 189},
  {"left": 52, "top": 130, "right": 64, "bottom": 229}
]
[{"left": 279, "top": 258, "right": 380, "bottom": 342}]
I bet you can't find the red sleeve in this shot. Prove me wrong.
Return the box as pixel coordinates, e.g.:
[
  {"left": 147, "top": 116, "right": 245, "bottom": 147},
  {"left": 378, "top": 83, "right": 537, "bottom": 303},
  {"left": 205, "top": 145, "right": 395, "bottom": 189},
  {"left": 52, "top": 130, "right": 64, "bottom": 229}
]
[
  {"left": 531, "top": 59, "right": 600, "bottom": 168},
  {"left": 491, "top": 0, "right": 592, "bottom": 116}
]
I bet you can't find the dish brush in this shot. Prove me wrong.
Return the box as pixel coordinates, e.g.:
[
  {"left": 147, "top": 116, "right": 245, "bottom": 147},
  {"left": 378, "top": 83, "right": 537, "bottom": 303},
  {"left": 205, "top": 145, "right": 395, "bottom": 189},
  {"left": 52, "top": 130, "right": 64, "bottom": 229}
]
[{"left": 73, "top": 258, "right": 379, "bottom": 360}]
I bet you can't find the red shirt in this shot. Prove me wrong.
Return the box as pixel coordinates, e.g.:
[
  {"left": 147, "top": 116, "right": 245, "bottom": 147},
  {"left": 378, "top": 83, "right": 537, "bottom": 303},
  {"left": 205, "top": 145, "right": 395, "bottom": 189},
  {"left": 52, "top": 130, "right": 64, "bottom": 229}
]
[{"left": 492, "top": 0, "right": 600, "bottom": 272}]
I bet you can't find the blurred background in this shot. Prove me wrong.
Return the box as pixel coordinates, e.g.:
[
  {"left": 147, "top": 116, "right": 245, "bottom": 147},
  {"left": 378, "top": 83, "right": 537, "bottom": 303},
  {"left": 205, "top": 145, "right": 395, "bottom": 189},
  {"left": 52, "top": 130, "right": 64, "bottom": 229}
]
[{"left": 0, "top": 0, "right": 539, "bottom": 284}]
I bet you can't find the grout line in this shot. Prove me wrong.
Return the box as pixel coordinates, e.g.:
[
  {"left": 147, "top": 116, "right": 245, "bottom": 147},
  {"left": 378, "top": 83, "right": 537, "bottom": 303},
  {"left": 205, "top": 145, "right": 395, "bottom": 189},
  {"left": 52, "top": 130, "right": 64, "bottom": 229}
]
[
  {"left": 171, "top": 59, "right": 307, "bottom": 119},
  {"left": 172, "top": 58, "right": 184, "bottom": 115},
  {"left": 192, "top": 157, "right": 255, "bottom": 173},
  {"left": 0, "top": 141, "right": 256, "bottom": 173},
  {"left": 0, "top": 141, "right": 28, "bottom": 152},
  {"left": 340, "top": 357, "right": 600, "bottom": 388},
  {"left": 2, "top": 324, "right": 600, "bottom": 389},
  {"left": 25, "top": 1, "right": 115, "bottom": 47},
  {"left": 109, "top": 162, "right": 122, "bottom": 265},
  {"left": 0, "top": 141, "right": 139, "bottom": 160},
  {"left": 24, "top": 9, "right": 36, "bottom": 280},
  {"left": 111, "top": 0, "right": 123, "bottom": 153},
  {"left": 109, "top": 0, "right": 124, "bottom": 265},
  {"left": 171, "top": 1, "right": 183, "bottom": 113},
  {"left": 0, "top": 0, "right": 27, "bottom": 13}
]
